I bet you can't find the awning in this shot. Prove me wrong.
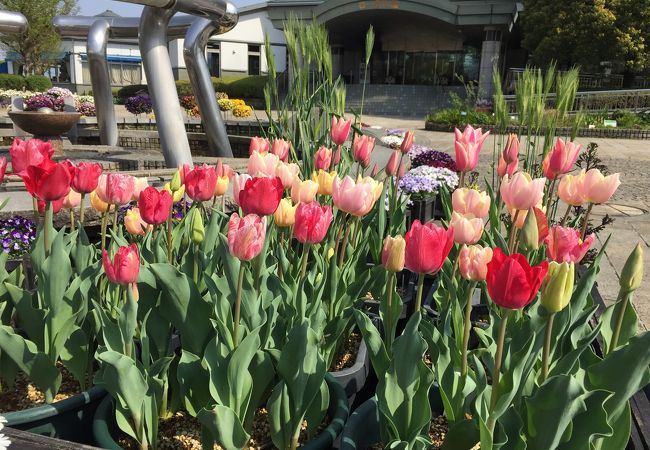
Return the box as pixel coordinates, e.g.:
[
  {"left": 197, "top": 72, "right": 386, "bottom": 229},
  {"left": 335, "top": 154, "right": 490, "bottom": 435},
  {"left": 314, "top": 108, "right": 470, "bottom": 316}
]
[{"left": 80, "top": 54, "right": 142, "bottom": 63}]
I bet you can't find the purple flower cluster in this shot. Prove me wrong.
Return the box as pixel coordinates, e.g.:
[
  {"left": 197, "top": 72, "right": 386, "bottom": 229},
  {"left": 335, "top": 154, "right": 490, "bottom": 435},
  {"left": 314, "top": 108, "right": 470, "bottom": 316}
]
[
  {"left": 398, "top": 166, "right": 459, "bottom": 201},
  {"left": 385, "top": 128, "right": 405, "bottom": 136},
  {"left": 125, "top": 95, "right": 153, "bottom": 115},
  {"left": 0, "top": 216, "right": 36, "bottom": 257},
  {"left": 24, "top": 94, "right": 60, "bottom": 111},
  {"left": 77, "top": 101, "right": 96, "bottom": 117},
  {"left": 411, "top": 148, "right": 457, "bottom": 172}
]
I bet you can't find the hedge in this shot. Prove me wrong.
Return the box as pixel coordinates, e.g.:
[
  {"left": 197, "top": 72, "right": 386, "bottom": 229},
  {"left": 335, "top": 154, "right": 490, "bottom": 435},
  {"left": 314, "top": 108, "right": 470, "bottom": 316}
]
[
  {"left": 25, "top": 75, "right": 52, "bottom": 91},
  {"left": 116, "top": 84, "right": 148, "bottom": 98},
  {"left": 212, "top": 76, "right": 266, "bottom": 99},
  {"left": 0, "top": 74, "right": 27, "bottom": 90}
]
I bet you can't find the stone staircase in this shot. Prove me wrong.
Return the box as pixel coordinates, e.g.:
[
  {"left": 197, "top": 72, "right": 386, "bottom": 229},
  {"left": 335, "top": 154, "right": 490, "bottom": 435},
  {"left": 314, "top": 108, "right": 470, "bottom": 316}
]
[{"left": 344, "top": 84, "right": 464, "bottom": 118}]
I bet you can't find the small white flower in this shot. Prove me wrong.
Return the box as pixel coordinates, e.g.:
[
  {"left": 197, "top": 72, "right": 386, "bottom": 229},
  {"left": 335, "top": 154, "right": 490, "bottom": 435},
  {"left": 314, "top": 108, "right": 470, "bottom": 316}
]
[
  {"left": 0, "top": 415, "right": 5, "bottom": 431},
  {"left": 0, "top": 432, "right": 10, "bottom": 450}
]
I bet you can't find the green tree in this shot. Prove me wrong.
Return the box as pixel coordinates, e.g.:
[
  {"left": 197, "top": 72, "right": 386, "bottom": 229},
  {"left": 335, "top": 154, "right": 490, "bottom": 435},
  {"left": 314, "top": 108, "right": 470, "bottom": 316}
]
[
  {"left": 521, "top": 0, "right": 650, "bottom": 73},
  {"left": 0, "top": 0, "right": 78, "bottom": 75}
]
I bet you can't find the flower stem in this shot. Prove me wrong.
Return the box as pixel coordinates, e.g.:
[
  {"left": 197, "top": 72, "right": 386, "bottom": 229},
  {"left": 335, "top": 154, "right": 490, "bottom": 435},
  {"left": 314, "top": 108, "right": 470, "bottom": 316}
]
[
  {"left": 166, "top": 203, "right": 174, "bottom": 263},
  {"left": 487, "top": 309, "right": 509, "bottom": 434},
  {"left": 79, "top": 193, "right": 85, "bottom": 225},
  {"left": 43, "top": 201, "right": 51, "bottom": 258},
  {"left": 385, "top": 272, "right": 395, "bottom": 350},
  {"left": 461, "top": 282, "right": 478, "bottom": 380},
  {"left": 101, "top": 211, "right": 107, "bottom": 251},
  {"left": 580, "top": 203, "right": 594, "bottom": 240},
  {"left": 338, "top": 223, "right": 351, "bottom": 268},
  {"left": 508, "top": 210, "right": 521, "bottom": 254},
  {"left": 609, "top": 292, "right": 631, "bottom": 354},
  {"left": 233, "top": 262, "right": 245, "bottom": 348},
  {"left": 300, "top": 243, "right": 309, "bottom": 280},
  {"left": 69, "top": 210, "right": 75, "bottom": 232},
  {"left": 221, "top": 195, "right": 226, "bottom": 213},
  {"left": 415, "top": 272, "right": 425, "bottom": 315},
  {"left": 192, "top": 243, "right": 199, "bottom": 285},
  {"left": 112, "top": 205, "right": 118, "bottom": 236},
  {"left": 545, "top": 177, "right": 557, "bottom": 211},
  {"left": 560, "top": 203, "right": 572, "bottom": 227},
  {"left": 541, "top": 312, "right": 555, "bottom": 382},
  {"left": 32, "top": 196, "right": 40, "bottom": 226}
]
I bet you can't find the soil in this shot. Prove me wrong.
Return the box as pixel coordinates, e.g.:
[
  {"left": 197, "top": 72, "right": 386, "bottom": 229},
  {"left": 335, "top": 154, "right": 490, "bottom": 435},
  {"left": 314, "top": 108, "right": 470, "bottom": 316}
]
[
  {"left": 369, "top": 415, "right": 480, "bottom": 449},
  {"left": 330, "top": 331, "right": 362, "bottom": 371},
  {"left": 0, "top": 364, "right": 83, "bottom": 413},
  {"left": 118, "top": 407, "right": 330, "bottom": 450}
]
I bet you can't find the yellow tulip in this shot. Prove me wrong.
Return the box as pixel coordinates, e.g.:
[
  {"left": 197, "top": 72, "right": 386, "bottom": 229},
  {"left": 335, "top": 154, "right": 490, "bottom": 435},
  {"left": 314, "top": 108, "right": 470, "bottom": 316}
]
[
  {"left": 540, "top": 262, "right": 575, "bottom": 313},
  {"left": 312, "top": 170, "right": 337, "bottom": 196},
  {"left": 90, "top": 190, "right": 114, "bottom": 213},
  {"left": 164, "top": 182, "right": 185, "bottom": 203},
  {"left": 274, "top": 198, "right": 297, "bottom": 228},
  {"left": 382, "top": 236, "right": 405, "bottom": 272},
  {"left": 214, "top": 175, "right": 229, "bottom": 197}
]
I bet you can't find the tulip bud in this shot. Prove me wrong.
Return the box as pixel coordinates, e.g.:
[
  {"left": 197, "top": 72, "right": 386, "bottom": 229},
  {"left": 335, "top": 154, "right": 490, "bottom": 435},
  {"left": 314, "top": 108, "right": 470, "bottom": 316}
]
[
  {"left": 398, "top": 162, "right": 407, "bottom": 179},
  {"left": 190, "top": 209, "right": 205, "bottom": 244},
  {"left": 400, "top": 130, "right": 414, "bottom": 154},
  {"left": 540, "top": 262, "right": 575, "bottom": 313},
  {"left": 170, "top": 170, "right": 182, "bottom": 192},
  {"left": 333, "top": 147, "right": 341, "bottom": 165},
  {"left": 520, "top": 208, "right": 539, "bottom": 250},
  {"left": 382, "top": 236, "right": 406, "bottom": 272},
  {"left": 385, "top": 150, "right": 400, "bottom": 176},
  {"left": 370, "top": 163, "right": 379, "bottom": 177},
  {"left": 620, "top": 243, "right": 643, "bottom": 293}
]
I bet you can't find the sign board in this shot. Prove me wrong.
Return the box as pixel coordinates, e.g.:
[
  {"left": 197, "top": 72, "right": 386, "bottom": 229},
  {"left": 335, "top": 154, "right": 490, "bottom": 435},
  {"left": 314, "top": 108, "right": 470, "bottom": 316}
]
[{"left": 603, "top": 119, "right": 617, "bottom": 128}]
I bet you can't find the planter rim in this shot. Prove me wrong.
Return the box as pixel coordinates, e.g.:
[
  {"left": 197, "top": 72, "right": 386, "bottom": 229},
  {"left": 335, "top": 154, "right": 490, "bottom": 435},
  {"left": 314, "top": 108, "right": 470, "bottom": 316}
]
[
  {"left": 329, "top": 336, "right": 368, "bottom": 379},
  {"left": 93, "top": 373, "right": 349, "bottom": 450},
  {"left": 4, "top": 385, "right": 106, "bottom": 426}
]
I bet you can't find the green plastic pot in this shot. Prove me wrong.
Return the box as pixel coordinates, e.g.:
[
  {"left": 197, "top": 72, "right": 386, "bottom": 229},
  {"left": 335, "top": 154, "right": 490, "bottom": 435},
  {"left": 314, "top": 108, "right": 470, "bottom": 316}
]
[
  {"left": 93, "top": 373, "right": 350, "bottom": 449},
  {"left": 3, "top": 385, "right": 106, "bottom": 444},
  {"left": 340, "top": 385, "right": 443, "bottom": 449}
]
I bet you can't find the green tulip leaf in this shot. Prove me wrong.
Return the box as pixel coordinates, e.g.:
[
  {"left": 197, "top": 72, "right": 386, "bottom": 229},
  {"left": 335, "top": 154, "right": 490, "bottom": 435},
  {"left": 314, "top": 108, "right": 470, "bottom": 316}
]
[
  {"left": 198, "top": 405, "right": 250, "bottom": 450},
  {"left": 599, "top": 299, "right": 637, "bottom": 355},
  {"left": 354, "top": 309, "right": 389, "bottom": 377}
]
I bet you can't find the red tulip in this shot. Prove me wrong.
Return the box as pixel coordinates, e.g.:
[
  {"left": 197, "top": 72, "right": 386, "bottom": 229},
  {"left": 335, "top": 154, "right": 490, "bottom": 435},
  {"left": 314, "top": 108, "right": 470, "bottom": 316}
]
[
  {"left": 185, "top": 164, "right": 217, "bottom": 202},
  {"left": 37, "top": 197, "right": 65, "bottom": 214},
  {"left": 0, "top": 157, "right": 6, "bottom": 184},
  {"left": 385, "top": 150, "right": 400, "bottom": 176},
  {"left": 545, "top": 225, "right": 595, "bottom": 264},
  {"left": 293, "top": 202, "right": 333, "bottom": 244},
  {"left": 486, "top": 247, "right": 548, "bottom": 309},
  {"left": 271, "top": 138, "right": 290, "bottom": 162},
  {"left": 227, "top": 213, "right": 266, "bottom": 261},
  {"left": 404, "top": 220, "right": 454, "bottom": 274},
  {"left": 179, "top": 163, "right": 191, "bottom": 184},
  {"left": 249, "top": 136, "right": 270, "bottom": 155},
  {"left": 238, "top": 176, "right": 283, "bottom": 216},
  {"left": 103, "top": 243, "right": 140, "bottom": 285},
  {"left": 23, "top": 160, "right": 71, "bottom": 202},
  {"left": 400, "top": 131, "right": 414, "bottom": 154},
  {"left": 9, "top": 138, "right": 54, "bottom": 175},
  {"left": 215, "top": 159, "right": 234, "bottom": 178},
  {"left": 68, "top": 161, "right": 102, "bottom": 194},
  {"left": 97, "top": 173, "right": 135, "bottom": 205},
  {"left": 331, "top": 116, "right": 352, "bottom": 146},
  {"left": 138, "top": 187, "right": 173, "bottom": 225},
  {"left": 542, "top": 138, "right": 581, "bottom": 180}
]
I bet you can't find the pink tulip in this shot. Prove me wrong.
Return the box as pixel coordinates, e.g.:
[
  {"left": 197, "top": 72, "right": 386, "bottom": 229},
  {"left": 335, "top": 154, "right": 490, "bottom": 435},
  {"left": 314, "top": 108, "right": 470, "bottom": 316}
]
[
  {"left": 233, "top": 173, "right": 252, "bottom": 205},
  {"left": 404, "top": 220, "right": 454, "bottom": 274},
  {"left": 450, "top": 212, "right": 484, "bottom": 245},
  {"left": 503, "top": 134, "right": 519, "bottom": 165},
  {"left": 249, "top": 136, "right": 270, "bottom": 155},
  {"left": 293, "top": 202, "right": 333, "bottom": 244},
  {"left": 9, "top": 138, "right": 54, "bottom": 175},
  {"left": 398, "top": 163, "right": 407, "bottom": 179},
  {"left": 454, "top": 125, "right": 490, "bottom": 172},
  {"left": 370, "top": 163, "right": 379, "bottom": 177},
  {"left": 103, "top": 243, "right": 140, "bottom": 285},
  {"left": 314, "top": 146, "right": 332, "bottom": 171},
  {"left": 400, "top": 131, "right": 414, "bottom": 154},
  {"left": 332, "top": 146, "right": 341, "bottom": 165},
  {"left": 385, "top": 150, "right": 400, "bottom": 176},
  {"left": 248, "top": 151, "right": 280, "bottom": 177},
  {"left": 96, "top": 173, "right": 135, "bottom": 206},
  {"left": 270, "top": 138, "right": 290, "bottom": 162},
  {"left": 545, "top": 225, "right": 595, "bottom": 264},
  {"left": 215, "top": 159, "right": 234, "bottom": 179},
  {"left": 452, "top": 188, "right": 490, "bottom": 220},
  {"left": 497, "top": 154, "right": 518, "bottom": 178},
  {"left": 332, "top": 175, "right": 378, "bottom": 217},
  {"left": 459, "top": 244, "right": 493, "bottom": 282},
  {"left": 185, "top": 164, "right": 218, "bottom": 202},
  {"left": 582, "top": 169, "right": 621, "bottom": 204},
  {"left": 275, "top": 163, "right": 300, "bottom": 189},
  {"left": 131, "top": 177, "right": 149, "bottom": 201},
  {"left": 291, "top": 179, "right": 319, "bottom": 204},
  {"left": 543, "top": 138, "right": 582, "bottom": 180},
  {"left": 227, "top": 212, "right": 266, "bottom": 261},
  {"left": 331, "top": 116, "right": 352, "bottom": 146},
  {"left": 62, "top": 189, "right": 81, "bottom": 209},
  {"left": 558, "top": 170, "right": 586, "bottom": 206},
  {"left": 500, "top": 172, "right": 546, "bottom": 211},
  {"left": 352, "top": 135, "right": 375, "bottom": 168}
]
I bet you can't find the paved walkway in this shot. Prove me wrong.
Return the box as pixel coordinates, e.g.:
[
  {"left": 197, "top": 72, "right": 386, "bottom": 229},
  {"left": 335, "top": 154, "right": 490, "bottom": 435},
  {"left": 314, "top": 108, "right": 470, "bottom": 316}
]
[{"left": 361, "top": 115, "right": 650, "bottom": 329}]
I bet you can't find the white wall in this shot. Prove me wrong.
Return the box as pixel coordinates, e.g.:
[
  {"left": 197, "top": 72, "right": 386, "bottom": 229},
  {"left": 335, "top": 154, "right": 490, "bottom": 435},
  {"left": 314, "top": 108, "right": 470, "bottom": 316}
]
[
  {"left": 220, "top": 41, "right": 248, "bottom": 73},
  {"left": 65, "top": 39, "right": 145, "bottom": 85}
]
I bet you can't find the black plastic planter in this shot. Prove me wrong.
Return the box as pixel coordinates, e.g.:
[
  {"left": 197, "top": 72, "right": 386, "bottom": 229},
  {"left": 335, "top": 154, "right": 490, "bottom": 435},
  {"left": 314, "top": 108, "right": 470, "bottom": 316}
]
[
  {"left": 93, "top": 373, "right": 349, "bottom": 450},
  {"left": 330, "top": 336, "right": 370, "bottom": 404},
  {"left": 340, "top": 386, "right": 444, "bottom": 449},
  {"left": 406, "top": 197, "right": 443, "bottom": 228},
  {"left": 4, "top": 386, "right": 106, "bottom": 445}
]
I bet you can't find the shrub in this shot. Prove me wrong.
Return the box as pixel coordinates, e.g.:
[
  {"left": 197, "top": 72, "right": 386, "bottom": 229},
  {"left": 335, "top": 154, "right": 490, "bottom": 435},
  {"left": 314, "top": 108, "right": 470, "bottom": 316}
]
[
  {"left": 211, "top": 75, "right": 266, "bottom": 99},
  {"left": 175, "top": 80, "right": 193, "bottom": 96},
  {"left": 179, "top": 95, "right": 197, "bottom": 110},
  {"left": 24, "top": 75, "right": 52, "bottom": 92},
  {"left": 117, "top": 84, "right": 148, "bottom": 99},
  {"left": 426, "top": 108, "right": 493, "bottom": 128},
  {"left": 232, "top": 103, "right": 253, "bottom": 118},
  {"left": 0, "top": 74, "right": 25, "bottom": 90},
  {"left": 125, "top": 94, "right": 153, "bottom": 115}
]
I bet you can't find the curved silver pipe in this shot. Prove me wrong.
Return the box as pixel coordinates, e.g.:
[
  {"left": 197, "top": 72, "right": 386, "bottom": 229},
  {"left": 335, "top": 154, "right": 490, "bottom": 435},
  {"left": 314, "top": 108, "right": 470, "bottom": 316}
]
[
  {"left": 183, "top": 3, "right": 238, "bottom": 157},
  {"left": 0, "top": 11, "right": 27, "bottom": 34},
  {"left": 87, "top": 20, "right": 118, "bottom": 146},
  {"left": 119, "top": 0, "right": 228, "bottom": 19},
  {"left": 53, "top": 14, "right": 194, "bottom": 40},
  {"left": 139, "top": 5, "right": 193, "bottom": 167}
]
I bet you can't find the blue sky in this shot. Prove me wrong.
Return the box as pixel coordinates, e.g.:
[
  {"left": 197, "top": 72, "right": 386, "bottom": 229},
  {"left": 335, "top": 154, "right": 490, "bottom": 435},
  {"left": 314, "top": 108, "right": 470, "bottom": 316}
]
[{"left": 78, "top": 0, "right": 259, "bottom": 17}]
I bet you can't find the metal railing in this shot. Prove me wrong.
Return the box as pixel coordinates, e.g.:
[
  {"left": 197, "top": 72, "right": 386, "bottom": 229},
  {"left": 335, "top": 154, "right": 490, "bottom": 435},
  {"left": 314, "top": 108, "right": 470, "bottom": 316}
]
[{"left": 502, "top": 88, "right": 650, "bottom": 113}]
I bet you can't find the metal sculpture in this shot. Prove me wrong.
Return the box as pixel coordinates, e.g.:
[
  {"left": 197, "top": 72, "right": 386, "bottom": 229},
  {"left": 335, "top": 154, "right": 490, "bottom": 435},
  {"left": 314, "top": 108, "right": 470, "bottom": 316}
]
[
  {"left": 0, "top": 10, "right": 27, "bottom": 33},
  {"left": 54, "top": 0, "right": 238, "bottom": 166},
  {"left": 183, "top": 3, "right": 238, "bottom": 157}
]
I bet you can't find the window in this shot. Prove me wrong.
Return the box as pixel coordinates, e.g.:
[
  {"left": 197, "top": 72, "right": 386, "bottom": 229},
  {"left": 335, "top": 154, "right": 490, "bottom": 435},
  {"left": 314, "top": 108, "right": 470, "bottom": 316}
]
[
  {"left": 81, "top": 61, "right": 142, "bottom": 85},
  {"left": 207, "top": 42, "right": 220, "bottom": 77},
  {"left": 248, "top": 44, "right": 260, "bottom": 76}
]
